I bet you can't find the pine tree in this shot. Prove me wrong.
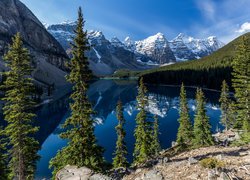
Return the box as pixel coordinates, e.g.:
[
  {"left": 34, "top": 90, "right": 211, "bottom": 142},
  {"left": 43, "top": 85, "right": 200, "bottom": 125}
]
[
  {"left": 1, "top": 33, "right": 39, "bottom": 179},
  {"left": 133, "top": 78, "right": 152, "bottom": 165},
  {"left": 192, "top": 88, "right": 214, "bottom": 147},
  {"left": 232, "top": 35, "right": 250, "bottom": 137},
  {"left": 50, "top": 7, "right": 104, "bottom": 176},
  {"left": 219, "top": 80, "right": 235, "bottom": 130},
  {"left": 112, "top": 100, "right": 128, "bottom": 168},
  {"left": 176, "top": 83, "right": 193, "bottom": 146},
  {"left": 151, "top": 115, "right": 161, "bottom": 156},
  {"left": 0, "top": 127, "right": 8, "bottom": 180}
]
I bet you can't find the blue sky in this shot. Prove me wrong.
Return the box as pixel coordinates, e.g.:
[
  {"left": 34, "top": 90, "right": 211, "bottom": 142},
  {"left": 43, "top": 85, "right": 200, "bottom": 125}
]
[{"left": 20, "top": 0, "right": 250, "bottom": 43}]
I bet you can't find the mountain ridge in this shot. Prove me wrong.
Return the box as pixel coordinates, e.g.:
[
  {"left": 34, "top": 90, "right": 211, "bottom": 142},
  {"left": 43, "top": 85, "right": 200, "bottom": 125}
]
[{"left": 46, "top": 21, "right": 224, "bottom": 75}]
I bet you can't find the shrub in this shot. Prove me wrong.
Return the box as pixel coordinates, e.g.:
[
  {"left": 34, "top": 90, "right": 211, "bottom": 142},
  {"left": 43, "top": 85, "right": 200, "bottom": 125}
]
[{"left": 200, "top": 157, "right": 225, "bottom": 169}]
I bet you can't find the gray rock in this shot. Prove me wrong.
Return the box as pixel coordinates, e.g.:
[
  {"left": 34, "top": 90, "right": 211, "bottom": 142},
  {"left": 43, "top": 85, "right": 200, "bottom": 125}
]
[
  {"left": 163, "top": 157, "right": 169, "bottom": 165},
  {"left": 188, "top": 157, "right": 198, "bottom": 165},
  {"left": 244, "top": 155, "right": 250, "bottom": 164},
  {"left": 218, "top": 172, "right": 230, "bottom": 180},
  {"left": 216, "top": 154, "right": 224, "bottom": 160},
  {"left": 89, "top": 173, "right": 111, "bottom": 180},
  {"left": 158, "top": 157, "right": 169, "bottom": 166},
  {"left": 239, "top": 151, "right": 249, "bottom": 156},
  {"left": 171, "top": 141, "right": 177, "bottom": 147},
  {"left": 208, "top": 170, "right": 217, "bottom": 180},
  {"left": 143, "top": 169, "right": 164, "bottom": 180},
  {"left": 56, "top": 166, "right": 112, "bottom": 180},
  {"left": 135, "top": 168, "right": 142, "bottom": 174}
]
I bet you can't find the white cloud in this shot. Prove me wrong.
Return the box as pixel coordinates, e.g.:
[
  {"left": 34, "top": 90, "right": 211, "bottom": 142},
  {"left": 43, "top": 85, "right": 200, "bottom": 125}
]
[
  {"left": 196, "top": 0, "right": 216, "bottom": 21},
  {"left": 193, "top": 0, "right": 250, "bottom": 43},
  {"left": 236, "top": 22, "right": 250, "bottom": 33}
]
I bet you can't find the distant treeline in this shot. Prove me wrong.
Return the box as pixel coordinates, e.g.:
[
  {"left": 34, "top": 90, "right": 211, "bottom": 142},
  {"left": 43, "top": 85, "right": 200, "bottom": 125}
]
[{"left": 142, "top": 67, "right": 233, "bottom": 90}]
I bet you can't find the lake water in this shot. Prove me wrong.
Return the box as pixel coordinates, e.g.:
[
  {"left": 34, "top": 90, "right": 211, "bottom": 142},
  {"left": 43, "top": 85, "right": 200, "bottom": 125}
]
[{"left": 31, "top": 80, "right": 223, "bottom": 179}]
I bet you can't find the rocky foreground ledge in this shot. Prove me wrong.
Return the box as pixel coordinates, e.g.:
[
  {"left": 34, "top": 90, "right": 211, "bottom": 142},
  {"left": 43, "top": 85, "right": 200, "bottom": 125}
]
[{"left": 56, "top": 144, "right": 250, "bottom": 180}]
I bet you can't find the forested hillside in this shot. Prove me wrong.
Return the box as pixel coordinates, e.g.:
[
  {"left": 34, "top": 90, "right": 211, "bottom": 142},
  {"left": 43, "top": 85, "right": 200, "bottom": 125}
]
[{"left": 115, "top": 32, "right": 250, "bottom": 90}]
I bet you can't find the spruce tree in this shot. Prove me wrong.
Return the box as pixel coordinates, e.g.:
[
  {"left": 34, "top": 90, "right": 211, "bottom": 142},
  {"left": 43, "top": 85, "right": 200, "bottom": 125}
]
[
  {"left": 1, "top": 33, "right": 39, "bottom": 179},
  {"left": 50, "top": 7, "right": 104, "bottom": 176},
  {"left": 232, "top": 35, "right": 250, "bottom": 137},
  {"left": 192, "top": 88, "right": 214, "bottom": 147},
  {"left": 151, "top": 115, "right": 161, "bottom": 156},
  {"left": 219, "top": 80, "right": 235, "bottom": 130},
  {"left": 133, "top": 78, "right": 152, "bottom": 164},
  {"left": 176, "top": 83, "right": 193, "bottom": 146},
  {"left": 112, "top": 100, "right": 128, "bottom": 168},
  {"left": 0, "top": 127, "right": 8, "bottom": 180}
]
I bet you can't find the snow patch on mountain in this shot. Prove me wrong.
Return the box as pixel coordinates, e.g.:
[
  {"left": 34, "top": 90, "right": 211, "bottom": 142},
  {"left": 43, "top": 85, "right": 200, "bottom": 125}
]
[
  {"left": 93, "top": 48, "right": 102, "bottom": 63},
  {"left": 169, "top": 33, "right": 224, "bottom": 61}
]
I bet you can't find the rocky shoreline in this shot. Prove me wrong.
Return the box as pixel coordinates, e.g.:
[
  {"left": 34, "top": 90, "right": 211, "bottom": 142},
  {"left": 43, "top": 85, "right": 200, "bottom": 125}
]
[
  {"left": 56, "top": 144, "right": 250, "bottom": 180},
  {"left": 56, "top": 130, "right": 250, "bottom": 180}
]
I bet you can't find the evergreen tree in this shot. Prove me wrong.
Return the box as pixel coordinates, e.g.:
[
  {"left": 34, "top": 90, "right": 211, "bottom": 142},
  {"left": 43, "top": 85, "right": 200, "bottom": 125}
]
[
  {"left": 0, "top": 127, "right": 8, "bottom": 180},
  {"left": 1, "top": 33, "right": 39, "bottom": 179},
  {"left": 176, "top": 83, "right": 193, "bottom": 146},
  {"left": 151, "top": 115, "right": 161, "bottom": 156},
  {"left": 232, "top": 35, "right": 250, "bottom": 136},
  {"left": 50, "top": 7, "right": 104, "bottom": 176},
  {"left": 133, "top": 78, "right": 152, "bottom": 164},
  {"left": 219, "top": 80, "right": 235, "bottom": 130},
  {"left": 192, "top": 88, "right": 214, "bottom": 147},
  {"left": 112, "top": 100, "right": 128, "bottom": 168}
]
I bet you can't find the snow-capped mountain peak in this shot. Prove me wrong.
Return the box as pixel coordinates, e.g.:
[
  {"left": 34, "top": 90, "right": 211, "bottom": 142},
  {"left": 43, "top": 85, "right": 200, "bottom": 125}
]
[
  {"left": 59, "top": 20, "right": 77, "bottom": 26},
  {"left": 88, "top": 30, "right": 106, "bottom": 46},
  {"left": 110, "top": 37, "right": 124, "bottom": 47},
  {"left": 135, "top": 32, "right": 176, "bottom": 64},
  {"left": 143, "top": 32, "right": 167, "bottom": 44},
  {"left": 124, "top": 36, "right": 134, "bottom": 46},
  {"left": 174, "top": 33, "right": 195, "bottom": 44},
  {"left": 169, "top": 33, "right": 224, "bottom": 60},
  {"left": 124, "top": 37, "right": 136, "bottom": 51},
  {"left": 88, "top": 30, "right": 104, "bottom": 38}
]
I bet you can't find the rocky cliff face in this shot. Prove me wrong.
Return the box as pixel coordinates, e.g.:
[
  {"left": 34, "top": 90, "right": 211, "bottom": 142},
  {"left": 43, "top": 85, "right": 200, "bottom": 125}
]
[{"left": 0, "top": 0, "right": 69, "bottom": 86}]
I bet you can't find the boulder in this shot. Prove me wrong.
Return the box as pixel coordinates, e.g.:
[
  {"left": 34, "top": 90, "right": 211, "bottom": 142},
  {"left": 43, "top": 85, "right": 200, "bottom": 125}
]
[
  {"left": 89, "top": 174, "right": 111, "bottom": 180},
  {"left": 218, "top": 172, "right": 230, "bottom": 180},
  {"left": 208, "top": 170, "right": 217, "bottom": 180},
  {"left": 216, "top": 154, "right": 224, "bottom": 160},
  {"left": 188, "top": 157, "right": 198, "bottom": 166},
  {"left": 56, "top": 165, "right": 111, "bottom": 180},
  {"left": 143, "top": 170, "right": 164, "bottom": 180}
]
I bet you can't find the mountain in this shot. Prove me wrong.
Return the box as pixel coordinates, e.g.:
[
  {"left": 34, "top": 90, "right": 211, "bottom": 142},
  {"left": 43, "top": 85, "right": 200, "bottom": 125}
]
[
  {"left": 141, "top": 32, "right": 250, "bottom": 90},
  {"left": 124, "top": 33, "right": 176, "bottom": 64},
  {"left": 169, "top": 33, "right": 224, "bottom": 61},
  {"left": 46, "top": 21, "right": 77, "bottom": 54},
  {"left": 0, "top": 0, "right": 69, "bottom": 87},
  {"left": 46, "top": 21, "right": 224, "bottom": 75},
  {"left": 47, "top": 22, "right": 148, "bottom": 75}
]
